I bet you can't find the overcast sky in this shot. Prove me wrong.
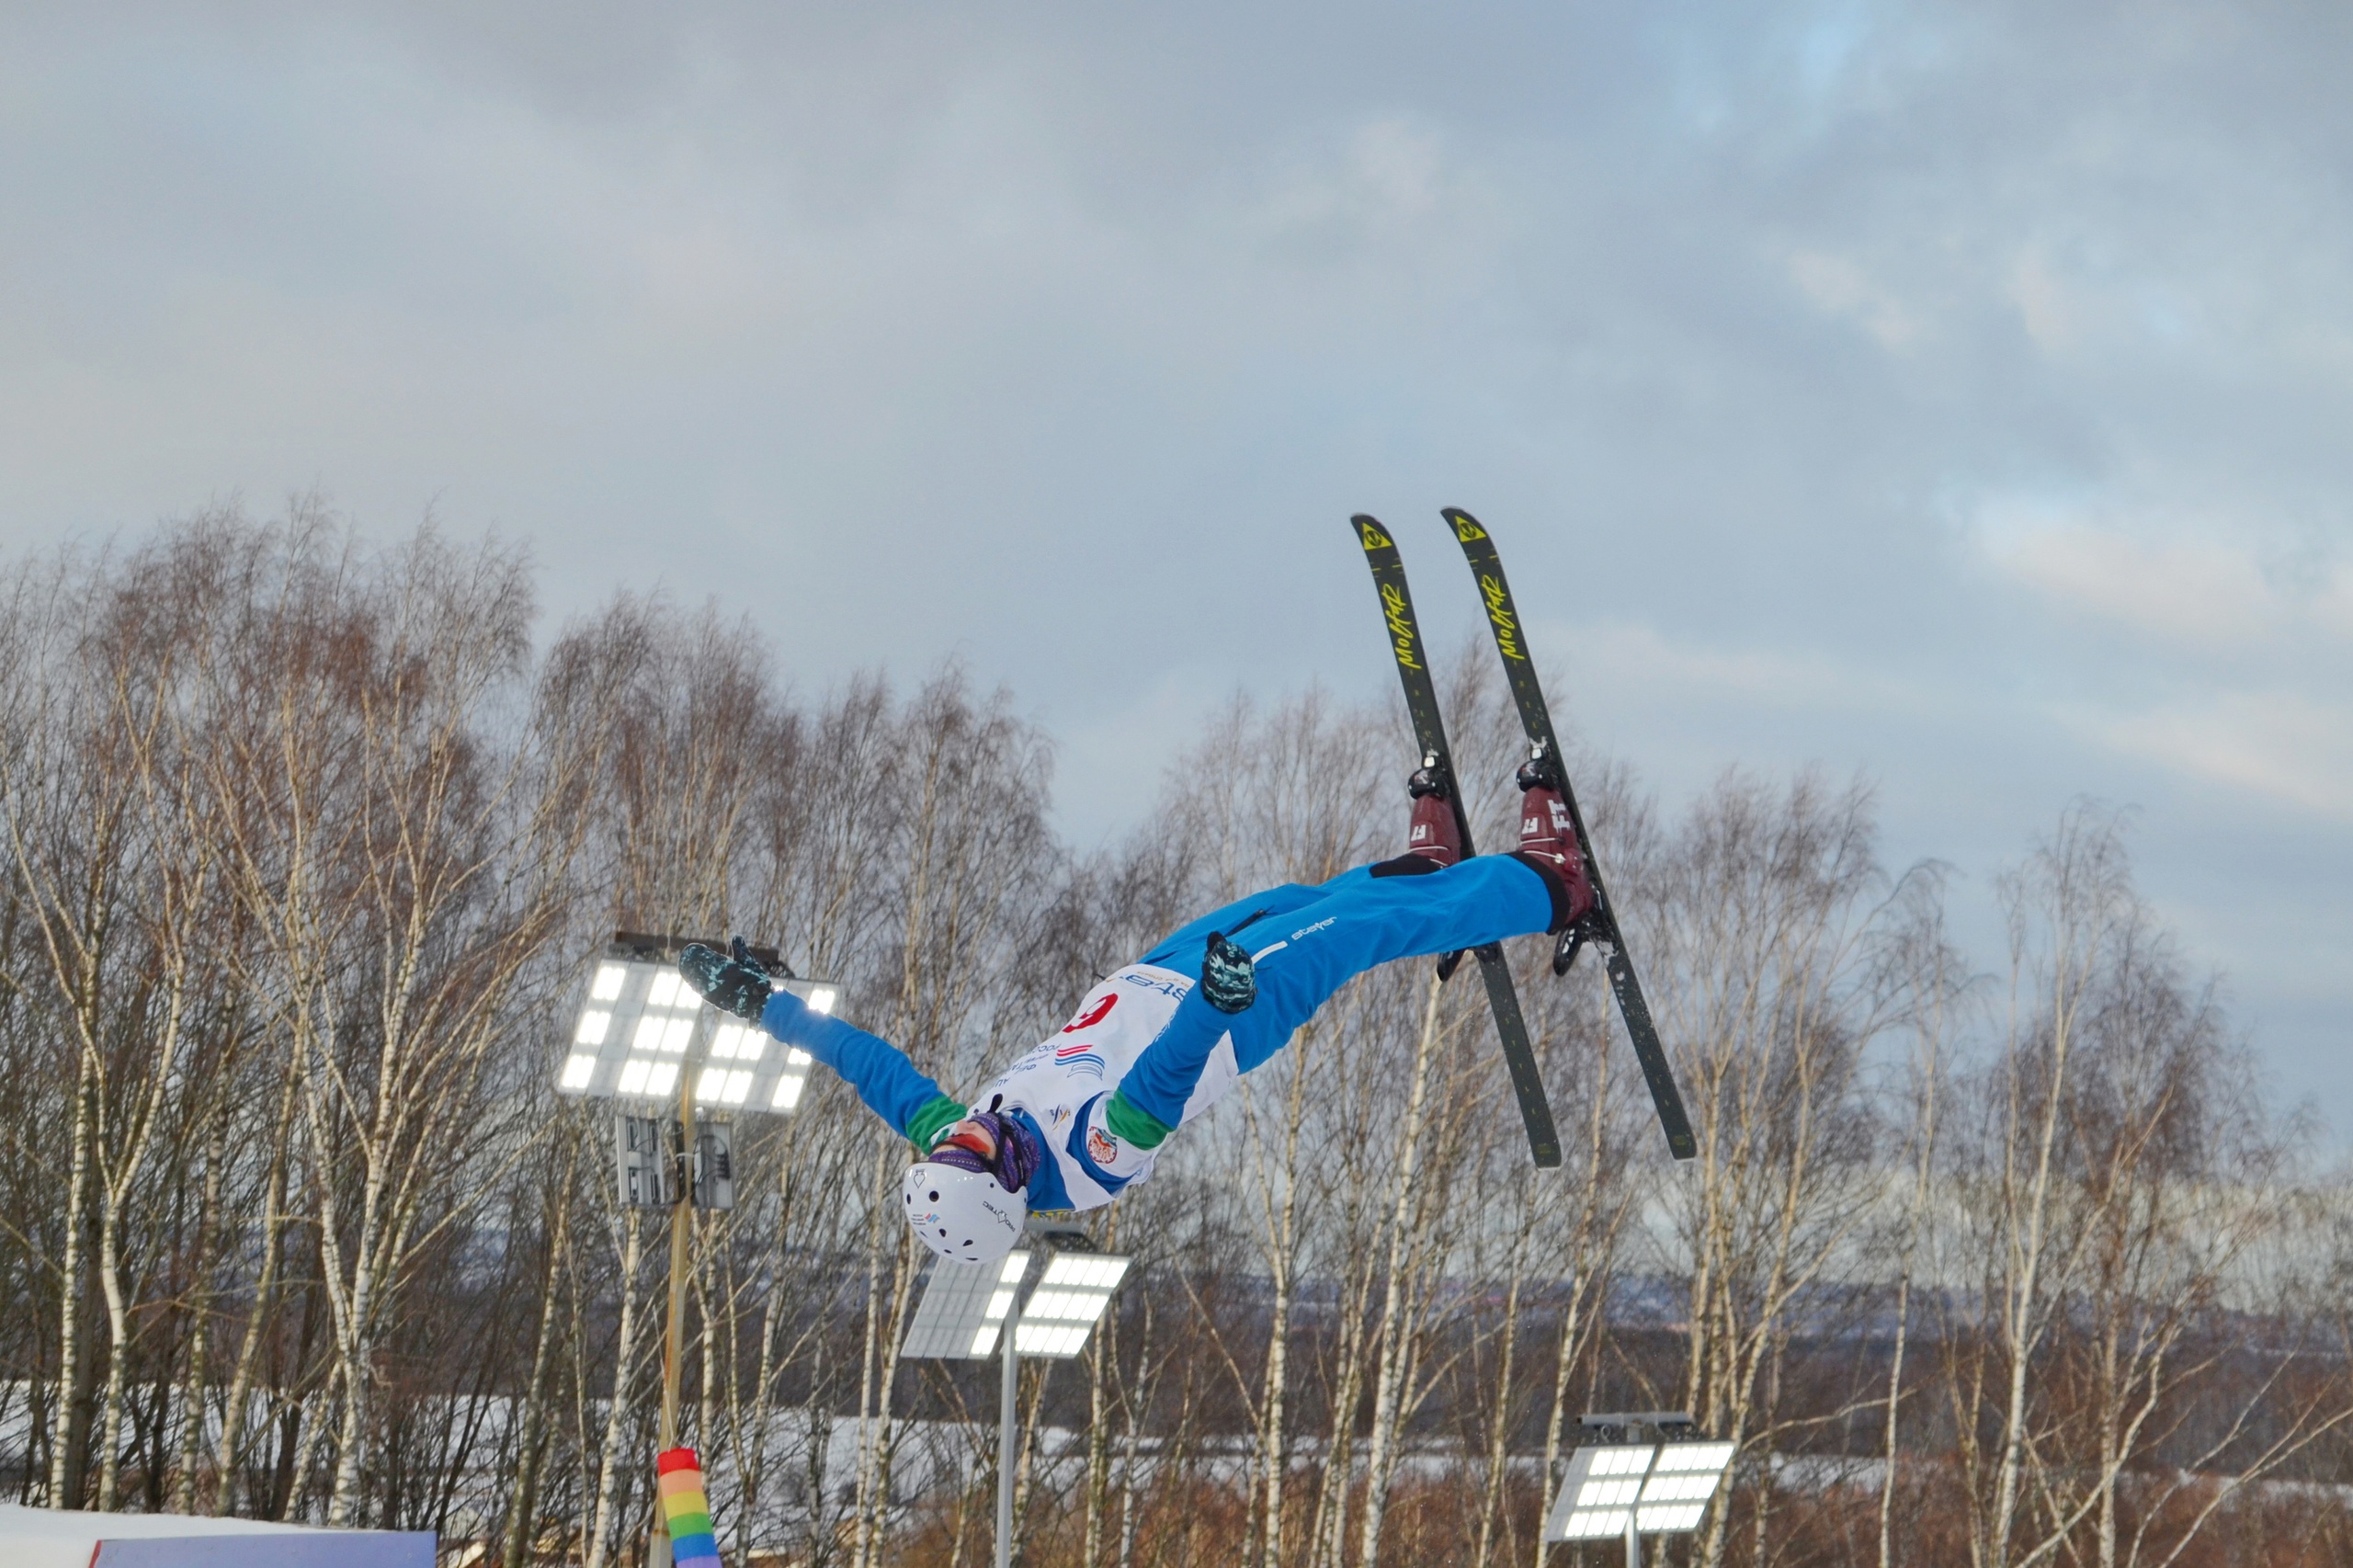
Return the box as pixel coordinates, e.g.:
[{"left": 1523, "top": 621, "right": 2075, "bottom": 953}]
[{"left": 3, "top": 3, "right": 2348, "bottom": 1136}]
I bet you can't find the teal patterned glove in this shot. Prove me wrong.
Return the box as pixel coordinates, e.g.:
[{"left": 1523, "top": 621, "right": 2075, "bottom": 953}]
[
  {"left": 679, "top": 937, "right": 772, "bottom": 1023},
  {"left": 1201, "top": 931, "right": 1257, "bottom": 1015}
]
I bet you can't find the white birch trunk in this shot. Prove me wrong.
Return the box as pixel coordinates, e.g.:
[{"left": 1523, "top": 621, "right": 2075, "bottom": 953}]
[
  {"left": 585, "top": 1210, "right": 644, "bottom": 1568},
  {"left": 46, "top": 1053, "right": 94, "bottom": 1506}
]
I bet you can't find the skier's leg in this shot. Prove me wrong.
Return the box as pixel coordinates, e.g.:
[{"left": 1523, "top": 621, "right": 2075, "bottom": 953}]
[
  {"left": 1223, "top": 855, "right": 1563, "bottom": 1068},
  {"left": 1116, "top": 854, "right": 1560, "bottom": 1129},
  {"left": 1139, "top": 759, "right": 1482, "bottom": 967}
]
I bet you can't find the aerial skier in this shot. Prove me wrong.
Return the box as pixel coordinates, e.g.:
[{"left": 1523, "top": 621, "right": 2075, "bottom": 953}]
[{"left": 679, "top": 771, "right": 1593, "bottom": 1267}]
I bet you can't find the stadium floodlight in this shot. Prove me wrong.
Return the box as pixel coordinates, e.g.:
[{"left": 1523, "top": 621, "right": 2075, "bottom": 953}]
[
  {"left": 1544, "top": 1412, "right": 1734, "bottom": 1567},
  {"left": 552, "top": 931, "right": 835, "bottom": 1568},
  {"left": 898, "top": 1229, "right": 1134, "bottom": 1568},
  {"left": 553, "top": 933, "right": 835, "bottom": 1113}
]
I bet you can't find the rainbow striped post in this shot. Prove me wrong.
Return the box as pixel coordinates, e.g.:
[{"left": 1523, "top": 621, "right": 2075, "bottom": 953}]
[{"left": 656, "top": 1447, "right": 722, "bottom": 1568}]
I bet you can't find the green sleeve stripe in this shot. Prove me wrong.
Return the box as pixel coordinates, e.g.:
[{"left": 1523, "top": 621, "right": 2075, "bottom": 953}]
[
  {"left": 907, "top": 1095, "right": 969, "bottom": 1153},
  {"left": 1105, "top": 1088, "right": 1173, "bottom": 1151}
]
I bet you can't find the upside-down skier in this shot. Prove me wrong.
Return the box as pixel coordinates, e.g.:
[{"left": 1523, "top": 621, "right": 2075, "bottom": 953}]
[{"left": 678, "top": 767, "right": 1594, "bottom": 1267}]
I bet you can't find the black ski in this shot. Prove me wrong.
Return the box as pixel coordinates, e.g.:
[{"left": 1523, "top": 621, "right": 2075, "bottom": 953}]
[
  {"left": 1349, "top": 514, "right": 1562, "bottom": 1168},
  {"left": 1441, "top": 507, "right": 1698, "bottom": 1163}
]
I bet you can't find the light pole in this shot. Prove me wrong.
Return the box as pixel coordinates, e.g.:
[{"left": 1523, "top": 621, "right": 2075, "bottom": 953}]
[
  {"left": 996, "top": 1278, "right": 1021, "bottom": 1568},
  {"left": 899, "top": 1222, "right": 1132, "bottom": 1568},
  {"left": 555, "top": 931, "right": 837, "bottom": 1568},
  {"left": 1541, "top": 1412, "right": 1735, "bottom": 1566}
]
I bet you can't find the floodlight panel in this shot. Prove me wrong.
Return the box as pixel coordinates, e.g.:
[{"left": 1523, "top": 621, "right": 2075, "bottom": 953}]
[
  {"left": 1040, "top": 1255, "right": 1130, "bottom": 1290},
  {"left": 1014, "top": 1323, "right": 1094, "bottom": 1356},
  {"left": 1557, "top": 1512, "right": 1631, "bottom": 1540},
  {"left": 559, "top": 954, "right": 712, "bottom": 1103},
  {"left": 1545, "top": 1437, "right": 1732, "bottom": 1541},
  {"left": 1544, "top": 1444, "right": 1659, "bottom": 1541},
  {"left": 1023, "top": 1289, "right": 1107, "bottom": 1323},
  {"left": 900, "top": 1251, "right": 1032, "bottom": 1361},
  {"left": 1577, "top": 1478, "right": 1645, "bottom": 1508},
  {"left": 1008, "top": 1252, "right": 1131, "bottom": 1359},
  {"left": 710, "top": 1023, "right": 763, "bottom": 1062},
  {"left": 1637, "top": 1440, "right": 1733, "bottom": 1531},
  {"left": 557, "top": 954, "right": 844, "bottom": 1112},
  {"left": 1586, "top": 1448, "right": 1655, "bottom": 1477},
  {"left": 1641, "top": 1472, "right": 1720, "bottom": 1502},
  {"left": 562, "top": 958, "right": 662, "bottom": 1098},
  {"left": 1652, "top": 1441, "right": 1735, "bottom": 1474}
]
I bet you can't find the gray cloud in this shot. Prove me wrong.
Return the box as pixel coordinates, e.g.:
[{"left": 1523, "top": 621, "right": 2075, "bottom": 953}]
[{"left": 2, "top": 1, "right": 2348, "bottom": 1129}]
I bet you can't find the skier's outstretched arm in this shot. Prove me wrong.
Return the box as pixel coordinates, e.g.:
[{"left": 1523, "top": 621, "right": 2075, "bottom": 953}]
[{"left": 761, "top": 990, "right": 967, "bottom": 1151}]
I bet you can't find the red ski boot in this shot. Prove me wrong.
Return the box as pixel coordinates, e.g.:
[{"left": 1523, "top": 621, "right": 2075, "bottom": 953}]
[
  {"left": 1372, "top": 758, "right": 1461, "bottom": 878},
  {"left": 1404, "top": 762, "right": 1462, "bottom": 868},
  {"left": 1511, "top": 757, "right": 1597, "bottom": 930}
]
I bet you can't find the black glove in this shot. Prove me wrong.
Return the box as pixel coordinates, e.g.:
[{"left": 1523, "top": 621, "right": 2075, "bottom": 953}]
[
  {"left": 679, "top": 937, "right": 772, "bottom": 1023},
  {"left": 1201, "top": 930, "right": 1256, "bottom": 1015}
]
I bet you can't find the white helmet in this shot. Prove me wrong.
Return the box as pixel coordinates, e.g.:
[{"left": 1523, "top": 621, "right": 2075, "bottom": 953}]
[{"left": 903, "top": 1159, "right": 1026, "bottom": 1265}]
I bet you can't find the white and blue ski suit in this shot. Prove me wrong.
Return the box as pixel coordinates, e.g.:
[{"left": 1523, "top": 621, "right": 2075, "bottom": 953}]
[{"left": 755, "top": 853, "right": 1557, "bottom": 1211}]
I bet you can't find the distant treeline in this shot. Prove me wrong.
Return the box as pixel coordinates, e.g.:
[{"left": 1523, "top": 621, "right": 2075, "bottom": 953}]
[{"left": 0, "top": 503, "right": 2347, "bottom": 1568}]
